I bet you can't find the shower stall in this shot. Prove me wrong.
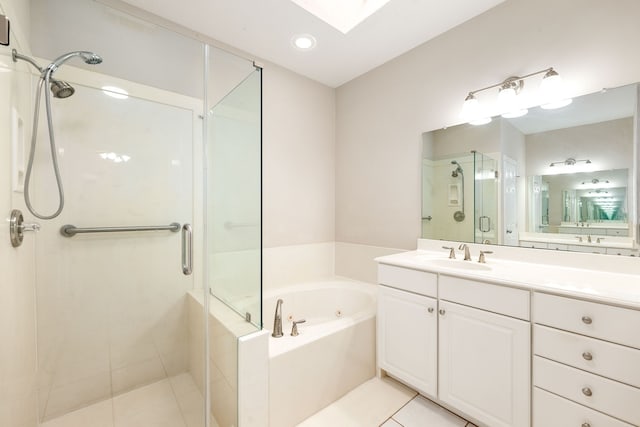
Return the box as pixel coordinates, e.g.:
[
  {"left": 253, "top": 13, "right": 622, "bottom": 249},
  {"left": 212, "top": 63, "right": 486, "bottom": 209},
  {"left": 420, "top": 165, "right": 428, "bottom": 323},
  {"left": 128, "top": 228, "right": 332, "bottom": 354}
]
[
  {"left": 1, "top": 1, "right": 262, "bottom": 426},
  {"left": 421, "top": 151, "right": 498, "bottom": 243}
]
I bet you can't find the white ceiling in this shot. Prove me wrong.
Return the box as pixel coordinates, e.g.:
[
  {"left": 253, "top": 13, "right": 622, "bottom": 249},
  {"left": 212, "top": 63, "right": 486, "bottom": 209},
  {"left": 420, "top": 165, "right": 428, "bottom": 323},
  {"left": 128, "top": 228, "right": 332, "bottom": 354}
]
[{"left": 118, "top": 0, "right": 505, "bottom": 88}]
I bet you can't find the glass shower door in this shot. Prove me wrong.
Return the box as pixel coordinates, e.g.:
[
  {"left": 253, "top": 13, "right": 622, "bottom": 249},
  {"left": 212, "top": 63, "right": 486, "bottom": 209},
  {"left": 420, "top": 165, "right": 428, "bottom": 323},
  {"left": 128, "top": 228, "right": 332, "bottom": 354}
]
[
  {"left": 204, "top": 46, "right": 262, "bottom": 427},
  {"left": 474, "top": 151, "right": 498, "bottom": 244}
]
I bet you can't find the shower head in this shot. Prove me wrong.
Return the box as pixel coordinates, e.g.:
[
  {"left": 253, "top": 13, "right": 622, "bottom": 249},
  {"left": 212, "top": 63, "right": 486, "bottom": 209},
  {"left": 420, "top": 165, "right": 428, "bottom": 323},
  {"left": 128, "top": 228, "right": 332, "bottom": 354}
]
[
  {"left": 48, "top": 51, "right": 103, "bottom": 72},
  {"left": 50, "top": 80, "right": 75, "bottom": 99},
  {"left": 451, "top": 160, "right": 464, "bottom": 177},
  {"left": 12, "top": 49, "right": 101, "bottom": 99}
]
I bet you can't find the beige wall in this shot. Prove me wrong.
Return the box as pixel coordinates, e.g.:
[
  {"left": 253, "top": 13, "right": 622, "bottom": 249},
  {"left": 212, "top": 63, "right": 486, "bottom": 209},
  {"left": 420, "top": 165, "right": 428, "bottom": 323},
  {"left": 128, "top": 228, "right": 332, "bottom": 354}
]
[
  {"left": 335, "top": 0, "right": 640, "bottom": 250},
  {"left": 262, "top": 63, "right": 336, "bottom": 248}
]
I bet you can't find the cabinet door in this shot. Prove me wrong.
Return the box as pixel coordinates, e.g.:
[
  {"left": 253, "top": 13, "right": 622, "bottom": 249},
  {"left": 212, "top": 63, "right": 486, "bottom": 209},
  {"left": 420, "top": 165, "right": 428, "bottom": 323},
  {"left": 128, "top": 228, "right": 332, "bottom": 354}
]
[
  {"left": 439, "top": 300, "right": 530, "bottom": 427},
  {"left": 378, "top": 285, "right": 437, "bottom": 398}
]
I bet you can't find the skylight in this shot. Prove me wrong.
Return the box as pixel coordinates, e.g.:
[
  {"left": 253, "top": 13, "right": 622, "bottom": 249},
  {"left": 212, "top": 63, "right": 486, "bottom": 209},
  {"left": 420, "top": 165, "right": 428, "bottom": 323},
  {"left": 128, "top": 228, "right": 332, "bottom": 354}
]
[{"left": 289, "top": 0, "right": 393, "bottom": 34}]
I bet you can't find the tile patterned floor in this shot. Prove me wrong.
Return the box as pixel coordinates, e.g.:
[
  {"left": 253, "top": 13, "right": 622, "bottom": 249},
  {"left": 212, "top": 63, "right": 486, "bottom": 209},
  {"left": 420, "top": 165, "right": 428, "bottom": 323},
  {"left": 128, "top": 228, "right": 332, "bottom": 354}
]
[
  {"left": 41, "top": 374, "right": 217, "bottom": 427},
  {"left": 299, "top": 376, "right": 478, "bottom": 427},
  {"left": 44, "top": 373, "right": 476, "bottom": 427}
]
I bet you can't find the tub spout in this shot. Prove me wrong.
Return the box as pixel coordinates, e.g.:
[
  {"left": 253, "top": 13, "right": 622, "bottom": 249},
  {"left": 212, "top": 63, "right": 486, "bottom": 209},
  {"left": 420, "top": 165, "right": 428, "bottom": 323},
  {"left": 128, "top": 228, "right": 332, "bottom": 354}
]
[{"left": 272, "top": 299, "right": 284, "bottom": 338}]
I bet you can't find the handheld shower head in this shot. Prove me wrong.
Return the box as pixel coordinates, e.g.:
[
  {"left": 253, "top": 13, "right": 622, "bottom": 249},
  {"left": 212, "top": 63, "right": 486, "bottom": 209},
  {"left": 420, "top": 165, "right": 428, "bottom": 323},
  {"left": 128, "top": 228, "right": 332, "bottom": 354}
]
[
  {"left": 451, "top": 160, "right": 464, "bottom": 177},
  {"left": 48, "top": 51, "right": 103, "bottom": 72}
]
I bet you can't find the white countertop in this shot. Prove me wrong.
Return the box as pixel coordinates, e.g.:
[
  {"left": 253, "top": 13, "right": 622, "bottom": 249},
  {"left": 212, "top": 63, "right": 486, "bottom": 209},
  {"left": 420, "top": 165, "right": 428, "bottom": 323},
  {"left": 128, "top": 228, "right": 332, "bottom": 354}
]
[
  {"left": 518, "top": 232, "right": 634, "bottom": 249},
  {"left": 375, "top": 249, "right": 640, "bottom": 310},
  {"left": 559, "top": 222, "right": 629, "bottom": 230}
]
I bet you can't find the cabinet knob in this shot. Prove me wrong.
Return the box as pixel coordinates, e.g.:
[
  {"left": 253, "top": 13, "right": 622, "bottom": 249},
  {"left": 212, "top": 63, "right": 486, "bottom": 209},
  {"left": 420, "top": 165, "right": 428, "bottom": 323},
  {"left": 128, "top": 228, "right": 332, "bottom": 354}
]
[
  {"left": 582, "top": 423, "right": 591, "bottom": 427},
  {"left": 582, "top": 352, "right": 593, "bottom": 361},
  {"left": 428, "top": 307, "right": 434, "bottom": 313},
  {"left": 581, "top": 316, "right": 592, "bottom": 325},
  {"left": 439, "top": 309, "right": 445, "bottom": 315},
  {"left": 582, "top": 387, "right": 593, "bottom": 397}
]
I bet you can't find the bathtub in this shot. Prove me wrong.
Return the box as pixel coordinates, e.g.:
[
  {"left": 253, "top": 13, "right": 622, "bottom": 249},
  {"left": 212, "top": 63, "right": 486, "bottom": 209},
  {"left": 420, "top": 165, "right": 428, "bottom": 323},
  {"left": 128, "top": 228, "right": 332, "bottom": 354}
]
[{"left": 265, "top": 279, "right": 377, "bottom": 427}]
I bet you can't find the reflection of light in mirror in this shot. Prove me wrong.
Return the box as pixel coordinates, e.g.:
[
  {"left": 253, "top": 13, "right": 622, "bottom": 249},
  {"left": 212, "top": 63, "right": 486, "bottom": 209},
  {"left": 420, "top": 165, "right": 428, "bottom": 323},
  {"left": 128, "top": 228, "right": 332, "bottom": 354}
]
[
  {"left": 475, "top": 169, "right": 496, "bottom": 180},
  {"left": 100, "top": 152, "right": 131, "bottom": 163},
  {"left": 502, "top": 109, "right": 528, "bottom": 119},
  {"left": 171, "top": 160, "right": 181, "bottom": 166},
  {"left": 101, "top": 86, "right": 129, "bottom": 99},
  {"left": 470, "top": 117, "right": 492, "bottom": 126},
  {"left": 541, "top": 98, "right": 573, "bottom": 109}
]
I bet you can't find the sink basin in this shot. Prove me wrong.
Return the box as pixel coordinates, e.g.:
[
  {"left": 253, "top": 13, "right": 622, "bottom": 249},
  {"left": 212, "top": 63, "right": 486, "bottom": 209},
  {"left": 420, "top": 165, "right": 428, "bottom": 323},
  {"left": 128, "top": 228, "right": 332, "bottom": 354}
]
[{"left": 426, "top": 258, "right": 492, "bottom": 271}]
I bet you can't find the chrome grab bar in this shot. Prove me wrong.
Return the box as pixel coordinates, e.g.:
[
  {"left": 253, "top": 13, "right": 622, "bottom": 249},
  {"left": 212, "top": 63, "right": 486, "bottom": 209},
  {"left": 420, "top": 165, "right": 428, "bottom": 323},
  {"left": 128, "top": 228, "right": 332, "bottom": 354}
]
[
  {"left": 182, "top": 224, "right": 193, "bottom": 276},
  {"left": 60, "top": 222, "right": 180, "bottom": 237}
]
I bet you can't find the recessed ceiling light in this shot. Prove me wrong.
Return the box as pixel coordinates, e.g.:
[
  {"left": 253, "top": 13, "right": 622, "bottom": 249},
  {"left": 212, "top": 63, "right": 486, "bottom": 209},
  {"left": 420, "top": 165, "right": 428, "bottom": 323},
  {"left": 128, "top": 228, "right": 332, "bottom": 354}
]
[{"left": 292, "top": 34, "right": 317, "bottom": 51}]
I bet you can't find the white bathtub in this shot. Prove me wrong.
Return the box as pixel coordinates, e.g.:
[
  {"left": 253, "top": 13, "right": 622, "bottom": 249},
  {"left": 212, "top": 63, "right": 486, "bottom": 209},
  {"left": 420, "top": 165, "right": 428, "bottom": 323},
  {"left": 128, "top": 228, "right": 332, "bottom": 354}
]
[{"left": 265, "top": 279, "right": 377, "bottom": 427}]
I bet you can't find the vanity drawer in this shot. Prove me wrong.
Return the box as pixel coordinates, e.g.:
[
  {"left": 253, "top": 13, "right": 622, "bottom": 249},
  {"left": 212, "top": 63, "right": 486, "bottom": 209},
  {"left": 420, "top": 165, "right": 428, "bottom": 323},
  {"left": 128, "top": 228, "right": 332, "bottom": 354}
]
[
  {"left": 534, "top": 387, "right": 634, "bottom": 427},
  {"left": 439, "top": 275, "right": 529, "bottom": 320},
  {"left": 534, "top": 325, "right": 640, "bottom": 387},
  {"left": 520, "top": 240, "right": 547, "bottom": 249},
  {"left": 606, "top": 248, "right": 638, "bottom": 256},
  {"left": 378, "top": 264, "right": 437, "bottom": 297},
  {"left": 534, "top": 356, "right": 640, "bottom": 425},
  {"left": 567, "top": 245, "right": 607, "bottom": 254},
  {"left": 547, "top": 243, "right": 568, "bottom": 251},
  {"left": 533, "top": 293, "right": 640, "bottom": 349}
]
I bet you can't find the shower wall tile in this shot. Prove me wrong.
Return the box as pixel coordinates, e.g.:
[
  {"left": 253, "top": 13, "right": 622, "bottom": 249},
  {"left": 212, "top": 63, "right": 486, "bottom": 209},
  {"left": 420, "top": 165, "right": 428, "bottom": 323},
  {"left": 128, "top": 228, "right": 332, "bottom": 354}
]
[
  {"left": 32, "top": 81, "right": 198, "bottom": 420},
  {"left": 0, "top": 41, "right": 39, "bottom": 427}
]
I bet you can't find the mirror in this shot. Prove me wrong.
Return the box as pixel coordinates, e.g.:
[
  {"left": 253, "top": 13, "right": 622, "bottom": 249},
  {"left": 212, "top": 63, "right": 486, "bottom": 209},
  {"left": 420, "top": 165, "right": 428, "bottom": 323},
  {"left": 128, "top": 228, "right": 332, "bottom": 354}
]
[{"left": 422, "top": 83, "right": 638, "bottom": 255}]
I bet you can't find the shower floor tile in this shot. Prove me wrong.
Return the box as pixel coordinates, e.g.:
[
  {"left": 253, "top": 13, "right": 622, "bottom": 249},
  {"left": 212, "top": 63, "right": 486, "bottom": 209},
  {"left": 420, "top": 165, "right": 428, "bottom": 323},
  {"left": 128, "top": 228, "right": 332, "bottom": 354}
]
[{"left": 41, "top": 373, "right": 215, "bottom": 427}]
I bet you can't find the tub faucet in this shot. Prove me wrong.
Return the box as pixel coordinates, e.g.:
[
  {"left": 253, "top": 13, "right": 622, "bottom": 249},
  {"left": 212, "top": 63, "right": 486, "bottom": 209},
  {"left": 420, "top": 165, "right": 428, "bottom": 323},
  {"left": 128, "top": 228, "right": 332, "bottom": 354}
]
[{"left": 272, "top": 299, "right": 283, "bottom": 338}]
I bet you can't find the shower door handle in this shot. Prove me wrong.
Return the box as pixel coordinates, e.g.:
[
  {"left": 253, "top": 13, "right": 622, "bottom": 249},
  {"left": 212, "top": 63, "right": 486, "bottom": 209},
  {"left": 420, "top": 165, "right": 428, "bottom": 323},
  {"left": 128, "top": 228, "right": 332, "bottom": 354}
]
[
  {"left": 479, "top": 216, "right": 491, "bottom": 233},
  {"left": 182, "top": 224, "right": 193, "bottom": 275}
]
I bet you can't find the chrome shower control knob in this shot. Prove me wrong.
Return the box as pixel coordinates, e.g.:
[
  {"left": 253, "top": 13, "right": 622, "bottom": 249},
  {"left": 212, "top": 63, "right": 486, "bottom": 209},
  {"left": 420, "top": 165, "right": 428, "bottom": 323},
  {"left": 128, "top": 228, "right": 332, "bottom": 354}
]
[
  {"left": 582, "top": 387, "right": 593, "bottom": 397},
  {"left": 581, "top": 316, "right": 593, "bottom": 325},
  {"left": 10, "top": 209, "right": 40, "bottom": 248},
  {"left": 582, "top": 352, "right": 593, "bottom": 361}
]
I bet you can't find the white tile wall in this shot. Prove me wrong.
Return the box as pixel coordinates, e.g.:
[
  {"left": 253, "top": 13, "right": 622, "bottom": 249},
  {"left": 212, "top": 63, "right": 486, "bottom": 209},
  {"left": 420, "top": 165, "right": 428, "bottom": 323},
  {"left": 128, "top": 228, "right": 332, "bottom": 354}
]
[
  {"left": 0, "top": 43, "right": 39, "bottom": 427},
  {"left": 29, "top": 71, "right": 200, "bottom": 421}
]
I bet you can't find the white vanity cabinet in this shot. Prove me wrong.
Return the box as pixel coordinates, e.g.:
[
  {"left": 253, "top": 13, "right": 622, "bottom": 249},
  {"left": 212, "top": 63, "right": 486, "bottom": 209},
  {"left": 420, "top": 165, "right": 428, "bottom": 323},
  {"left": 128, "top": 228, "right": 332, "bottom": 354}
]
[
  {"left": 377, "top": 265, "right": 438, "bottom": 398},
  {"left": 438, "top": 276, "right": 531, "bottom": 427},
  {"left": 532, "top": 293, "right": 640, "bottom": 427},
  {"left": 377, "top": 265, "right": 531, "bottom": 427}
]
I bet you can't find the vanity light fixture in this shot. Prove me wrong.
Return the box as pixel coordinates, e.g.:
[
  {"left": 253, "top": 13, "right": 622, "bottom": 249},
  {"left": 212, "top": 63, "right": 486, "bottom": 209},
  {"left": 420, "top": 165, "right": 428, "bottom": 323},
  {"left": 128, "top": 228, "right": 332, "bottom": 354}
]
[
  {"left": 462, "top": 67, "right": 571, "bottom": 123},
  {"left": 581, "top": 179, "right": 610, "bottom": 185},
  {"left": 549, "top": 157, "right": 591, "bottom": 167}
]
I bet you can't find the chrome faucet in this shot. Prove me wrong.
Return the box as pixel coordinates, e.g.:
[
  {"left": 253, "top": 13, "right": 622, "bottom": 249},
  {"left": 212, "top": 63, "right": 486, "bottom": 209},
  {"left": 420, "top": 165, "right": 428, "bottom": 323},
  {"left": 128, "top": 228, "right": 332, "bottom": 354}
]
[
  {"left": 291, "top": 319, "right": 306, "bottom": 336},
  {"left": 442, "top": 246, "right": 456, "bottom": 259},
  {"left": 459, "top": 244, "right": 471, "bottom": 261},
  {"left": 478, "top": 250, "right": 493, "bottom": 263},
  {"left": 272, "top": 299, "right": 283, "bottom": 338}
]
